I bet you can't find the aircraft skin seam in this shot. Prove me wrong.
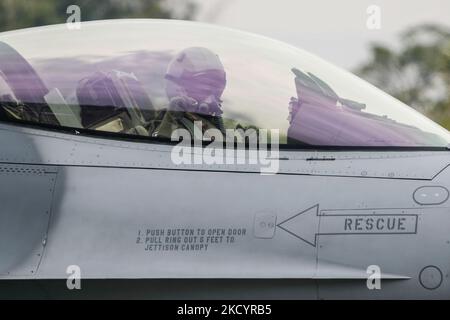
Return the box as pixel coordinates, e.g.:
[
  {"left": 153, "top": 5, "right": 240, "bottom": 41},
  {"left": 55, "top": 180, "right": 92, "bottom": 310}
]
[
  {"left": 431, "top": 163, "right": 450, "bottom": 180},
  {"left": 0, "top": 161, "right": 435, "bottom": 181},
  {"left": 33, "top": 168, "right": 59, "bottom": 275},
  {"left": 0, "top": 125, "right": 448, "bottom": 160}
]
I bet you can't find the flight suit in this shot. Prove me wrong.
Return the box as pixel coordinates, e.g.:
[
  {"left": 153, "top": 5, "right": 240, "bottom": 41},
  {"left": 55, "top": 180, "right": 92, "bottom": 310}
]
[{"left": 150, "top": 109, "right": 224, "bottom": 142}]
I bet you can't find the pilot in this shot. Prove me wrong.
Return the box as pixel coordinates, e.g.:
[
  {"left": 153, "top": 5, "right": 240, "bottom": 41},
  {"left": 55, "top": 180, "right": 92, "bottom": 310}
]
[{"left": 150, "top": 47, "right": 227, "bottom": 140}]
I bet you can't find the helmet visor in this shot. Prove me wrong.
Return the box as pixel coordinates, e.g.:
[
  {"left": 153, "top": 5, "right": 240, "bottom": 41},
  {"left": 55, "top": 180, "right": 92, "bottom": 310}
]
[{"left": 167, "top": 69, "right": 226, "bottom": 102}]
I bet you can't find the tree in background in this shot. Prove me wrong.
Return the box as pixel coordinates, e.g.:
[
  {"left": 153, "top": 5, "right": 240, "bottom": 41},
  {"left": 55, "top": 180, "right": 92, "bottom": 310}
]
[
  {"left": 0, "top": 0, "right": 195, "bottom": 32},
  {"left": 356, "top": 24, "right": 450, "bottom": 128}
]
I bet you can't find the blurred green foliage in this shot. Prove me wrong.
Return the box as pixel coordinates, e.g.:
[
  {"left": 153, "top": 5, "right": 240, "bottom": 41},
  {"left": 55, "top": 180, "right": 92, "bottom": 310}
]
[
  {"left": 0, "top": 0, "right": 195, "bottom": 32},
  {"left": 356, "top": 24, "right": 450, "bottom": 129}
]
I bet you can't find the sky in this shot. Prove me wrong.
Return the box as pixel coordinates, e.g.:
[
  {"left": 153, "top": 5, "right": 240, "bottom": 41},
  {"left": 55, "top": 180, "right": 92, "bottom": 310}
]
[{"left": 192, "top": 0, "right": 450, "bottom": 70}]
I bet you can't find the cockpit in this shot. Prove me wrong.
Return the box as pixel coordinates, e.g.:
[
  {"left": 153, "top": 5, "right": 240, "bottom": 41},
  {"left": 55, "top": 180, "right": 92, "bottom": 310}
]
[{"left": 0, "top": 20, "right": 449, "bottom": 148}]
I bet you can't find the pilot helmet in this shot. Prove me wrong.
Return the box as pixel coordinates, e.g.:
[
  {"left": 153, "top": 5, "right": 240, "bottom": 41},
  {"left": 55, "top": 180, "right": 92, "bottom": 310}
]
[{"left": 165, "top": 47, "right": 226, "bottom": 115}]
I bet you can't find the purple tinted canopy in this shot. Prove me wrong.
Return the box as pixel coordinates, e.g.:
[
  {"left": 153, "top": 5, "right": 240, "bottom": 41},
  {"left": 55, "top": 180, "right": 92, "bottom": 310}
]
[{"left": 0, "top": 20, "right": 448, "bottom": 147}]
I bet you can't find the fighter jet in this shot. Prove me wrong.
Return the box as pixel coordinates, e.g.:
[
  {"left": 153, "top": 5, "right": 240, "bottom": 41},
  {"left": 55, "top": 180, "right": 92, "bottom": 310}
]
[{"left": 0, "top": 19, "right": 449, "bottom": 299}]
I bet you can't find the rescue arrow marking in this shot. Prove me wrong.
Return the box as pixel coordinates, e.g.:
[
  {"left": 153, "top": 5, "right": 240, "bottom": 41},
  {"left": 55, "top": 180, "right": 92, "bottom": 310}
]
[{"left": 277, "top": 204, "right": 418, "bottom": 247}]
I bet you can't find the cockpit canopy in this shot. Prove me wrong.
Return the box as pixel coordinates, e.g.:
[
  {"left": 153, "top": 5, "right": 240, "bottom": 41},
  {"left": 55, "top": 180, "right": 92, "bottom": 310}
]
[{"left": 0, "top": 19, "right": 449, "bottom": 148}]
